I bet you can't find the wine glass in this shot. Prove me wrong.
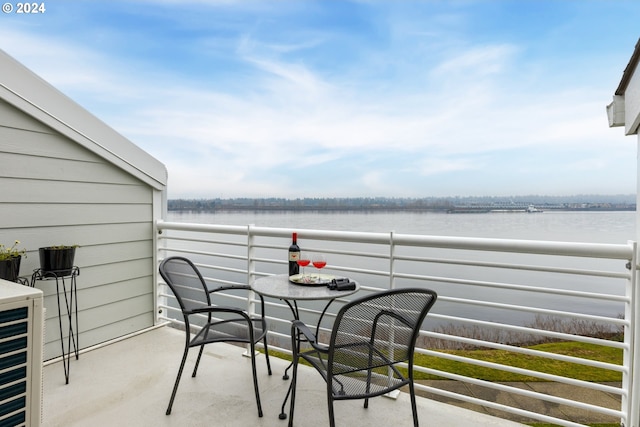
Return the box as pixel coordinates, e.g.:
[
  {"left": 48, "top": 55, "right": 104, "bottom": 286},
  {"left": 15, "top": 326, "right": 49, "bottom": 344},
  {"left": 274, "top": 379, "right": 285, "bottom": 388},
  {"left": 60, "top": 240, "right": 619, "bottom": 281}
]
[
  {"left": 297, "top": 252, "right": 311, "bottom": 280},
  {"left": 312, "top": 253, "right": 327, "bottom": 280}
]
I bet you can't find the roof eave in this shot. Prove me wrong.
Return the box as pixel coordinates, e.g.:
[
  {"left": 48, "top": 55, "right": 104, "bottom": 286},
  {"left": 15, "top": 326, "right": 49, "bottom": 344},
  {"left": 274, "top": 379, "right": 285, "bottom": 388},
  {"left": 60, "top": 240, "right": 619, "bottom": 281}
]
[
  {"left": 0, "top": 49, "right": 167, "bottom": 190},
  {"left": 615, "top": 38, "right": 640, "bottom": 96}
]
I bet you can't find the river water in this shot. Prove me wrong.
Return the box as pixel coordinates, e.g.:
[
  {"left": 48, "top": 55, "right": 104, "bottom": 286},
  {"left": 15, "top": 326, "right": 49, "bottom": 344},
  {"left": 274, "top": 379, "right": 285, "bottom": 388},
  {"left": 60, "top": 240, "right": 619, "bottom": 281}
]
[
  {"left": 166, "top": 210, "right": 636, "bottom": 330},
  {"left": 167, "top": 210, "right": 635, "bottom": 243}
]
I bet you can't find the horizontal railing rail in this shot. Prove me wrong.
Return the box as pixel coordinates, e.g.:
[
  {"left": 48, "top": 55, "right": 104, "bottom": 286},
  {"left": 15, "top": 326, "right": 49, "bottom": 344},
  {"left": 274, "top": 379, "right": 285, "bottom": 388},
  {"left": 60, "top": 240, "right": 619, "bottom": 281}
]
[{"left": 155, "top": 220, "right": 636, "bottom": 427}]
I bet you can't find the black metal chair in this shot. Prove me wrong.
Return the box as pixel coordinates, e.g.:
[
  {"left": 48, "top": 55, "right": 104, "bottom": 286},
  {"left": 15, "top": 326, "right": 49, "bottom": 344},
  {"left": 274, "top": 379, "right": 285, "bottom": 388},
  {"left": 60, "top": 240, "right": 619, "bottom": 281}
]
[
  {"left": 288, "top": 288, "right": 437, "bottom": 427},
  {"left": 159, "top": 256, "right": 272, "bottom": 416}
]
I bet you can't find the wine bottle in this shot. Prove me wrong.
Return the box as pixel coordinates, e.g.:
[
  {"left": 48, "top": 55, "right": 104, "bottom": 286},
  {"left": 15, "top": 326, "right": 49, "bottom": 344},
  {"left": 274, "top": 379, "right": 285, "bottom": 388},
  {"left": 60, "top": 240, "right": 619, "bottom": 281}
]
[{"left": 288, "top": 232, "right": 300, "bottom": 276}]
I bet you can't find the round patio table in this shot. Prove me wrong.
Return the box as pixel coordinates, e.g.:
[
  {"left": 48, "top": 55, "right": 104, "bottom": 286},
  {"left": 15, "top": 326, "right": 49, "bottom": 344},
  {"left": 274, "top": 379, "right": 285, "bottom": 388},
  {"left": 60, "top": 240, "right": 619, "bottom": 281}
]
[{"left": 251, "top": 274, "right": 360, "bottom": 420}]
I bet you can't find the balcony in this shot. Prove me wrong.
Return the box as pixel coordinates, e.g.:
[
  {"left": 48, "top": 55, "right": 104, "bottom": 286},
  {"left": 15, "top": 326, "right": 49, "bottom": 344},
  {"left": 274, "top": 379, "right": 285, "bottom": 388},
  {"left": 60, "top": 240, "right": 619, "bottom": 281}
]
[
  {"left": 38, "top": 220, "right": 638, "bottom": 426},
  {"left": 41, "top": 326, "right": 526, "bottom": 427}
]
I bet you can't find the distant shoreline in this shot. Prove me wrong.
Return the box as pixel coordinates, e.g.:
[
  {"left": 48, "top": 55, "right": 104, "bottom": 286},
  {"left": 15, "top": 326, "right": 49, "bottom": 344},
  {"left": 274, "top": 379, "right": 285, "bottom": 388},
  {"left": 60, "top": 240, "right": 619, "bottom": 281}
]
[
  {"left": 168, "top": 206, "right": 636, "bottom": 213},
  {"left": 167, "top": 196, "right": 636, "bottom": 213}
]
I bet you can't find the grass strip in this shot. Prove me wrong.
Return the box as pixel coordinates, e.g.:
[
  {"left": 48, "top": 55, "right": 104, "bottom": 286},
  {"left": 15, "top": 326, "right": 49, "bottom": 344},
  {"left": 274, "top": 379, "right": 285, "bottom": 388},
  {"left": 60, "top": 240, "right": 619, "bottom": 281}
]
[
  {"left": 531, "top": 424, "right": 618, "bottom": 427},
  {"left": 267, "top": 341, "right": 622, "bottom": 382},
  {"left": 413, "top": 341, "right": 622, "bottom": 382},
  {"left": 266, "top": 341, "right": 623, "bottom": 427}
]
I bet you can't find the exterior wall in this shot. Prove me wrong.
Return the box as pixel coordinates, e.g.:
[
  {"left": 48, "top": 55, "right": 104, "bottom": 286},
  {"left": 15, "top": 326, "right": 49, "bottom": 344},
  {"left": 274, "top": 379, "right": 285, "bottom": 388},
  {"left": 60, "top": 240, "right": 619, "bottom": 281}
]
[
  {"left": 0, "top": 98, "right": 156, "bottom": 360},
  {"left": 625, "top": 67, "right": 640, "bottom": 135}
]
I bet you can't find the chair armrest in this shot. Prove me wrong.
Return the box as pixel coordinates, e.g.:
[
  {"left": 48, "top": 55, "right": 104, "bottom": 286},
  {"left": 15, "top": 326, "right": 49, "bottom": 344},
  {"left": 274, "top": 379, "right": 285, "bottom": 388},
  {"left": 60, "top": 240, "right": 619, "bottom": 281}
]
[
  {"left": 206, "top": 284, "right": 268, "bottom": 319},
  {"left": 186, "top": 305, "right": 251, "bottom": 318},
  {"left": 292, "top": 320, "right": 316, "bottom": 342},
  {"left": 208, "top": 284, "right": 252, "bottom": 294},
  {"left": 292, "top": 320, "right": 329, "bottom": 352}
]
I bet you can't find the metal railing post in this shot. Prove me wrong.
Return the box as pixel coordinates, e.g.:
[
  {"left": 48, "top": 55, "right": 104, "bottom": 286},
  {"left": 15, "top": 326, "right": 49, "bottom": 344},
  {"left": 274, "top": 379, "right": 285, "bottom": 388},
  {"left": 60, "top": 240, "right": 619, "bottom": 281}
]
[
  {"left": 628, "top": 240, "right": 639, "bottom": 427},
  {"left": 389, "top": 230, "right": 396, "bottom": 291},
  {"left": 385, "top": 230, "right": 399, "bottom": 399},
  {"left": 247, "top": 224, "right": 256, "bottom": 313},
  {"left": 245, "top": 224, "right": 257, "bottom": 358},
  {"left": 154, "top": 220, "right": 166, "bottom": 326}
]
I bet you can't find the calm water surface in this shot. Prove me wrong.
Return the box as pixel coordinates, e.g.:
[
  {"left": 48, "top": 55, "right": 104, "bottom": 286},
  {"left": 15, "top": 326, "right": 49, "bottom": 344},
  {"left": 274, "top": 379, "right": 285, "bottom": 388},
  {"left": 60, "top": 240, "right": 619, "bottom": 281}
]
[
  {"left": 167, "top": 210, "right": 636, "bottom": 243},
  {"left": 166, "top": 210, "right": 636, "bottom": 328}
]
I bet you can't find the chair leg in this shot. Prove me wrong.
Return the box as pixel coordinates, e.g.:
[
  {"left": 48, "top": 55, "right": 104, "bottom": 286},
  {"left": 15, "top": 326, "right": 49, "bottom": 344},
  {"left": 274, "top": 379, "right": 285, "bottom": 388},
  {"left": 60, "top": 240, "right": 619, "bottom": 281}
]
[
  {"left": 287, "top": 357, "right": 299, "bottom": 427},
  {"left": 166, "top": 346, "right": 190, "bottom": 415},
  {"left": 263, "top": 336, "right": 272, "bottom": 375},
  {"left": 409, "top": 381, "right": 419, "bottom": 427},
  {"left": 327, "top": 392, "right": 336, "bottom": 427},
  {"left": 250, "top": 341, "right": 264, "bottom": 417},
  {"left": 191, "top": 344, "right": 205, "bottom": 377}
]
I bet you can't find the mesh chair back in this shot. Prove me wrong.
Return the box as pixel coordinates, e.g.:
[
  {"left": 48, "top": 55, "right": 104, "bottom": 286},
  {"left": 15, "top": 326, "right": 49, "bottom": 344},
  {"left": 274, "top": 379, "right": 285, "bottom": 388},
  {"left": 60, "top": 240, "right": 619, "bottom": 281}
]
[
  {"left": 159, "top": 257, "right": 212, "bottom": 312},
  {"left": 329, "top": 288, "right": 437, "bottom": 378},
  {"left": 289, "top": 288, "right": 436, "bottom": 425},
  {"left": 159, "top": 256, "right": 272, "bottom": 417}
]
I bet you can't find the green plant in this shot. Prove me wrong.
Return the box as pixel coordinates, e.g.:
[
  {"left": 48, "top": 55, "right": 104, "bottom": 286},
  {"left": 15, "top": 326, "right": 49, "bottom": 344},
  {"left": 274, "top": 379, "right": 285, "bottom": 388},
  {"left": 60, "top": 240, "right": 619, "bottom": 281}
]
[
  {"left": 0, "top": 240, "right": 26, "bottom": 261},
  {"left": 44, "top": 244, "right": 79, "bottom": 250}
]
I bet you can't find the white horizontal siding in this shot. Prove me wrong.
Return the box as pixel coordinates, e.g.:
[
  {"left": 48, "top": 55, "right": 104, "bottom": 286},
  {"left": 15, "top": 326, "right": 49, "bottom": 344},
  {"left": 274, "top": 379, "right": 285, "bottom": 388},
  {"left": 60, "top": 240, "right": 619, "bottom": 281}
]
[
  {"left": 1, "top": 152, "right": 144, "bottom": 185},
  {"left": 625, "top": 65, "right": 640, "bottom": 135},
  {"left": 79, "top": 266, "right": 154, "bottom": 306},
  {"left": 0, "top": 98, "right": 54, "bottom": 133},
  {"left": 43, "top": 295, "right": 154, "bottom": 359},
  {"left": 0, "top": 204, "right": 151, "bottom": 228},
  {"left": 0, "top": 112, "right": 96, "bottom": 162},
  {"left": 0, "top": 98, "right": 156, "bottom": 361},
  {"left": 0, "top": 51, "right": 167, "bottom": 189},
  {"left": 0, "top": 177, "right": 151, "bottom": 203},
  {"left": 7, "top": 223, "right": 151, "bottom": 254}
]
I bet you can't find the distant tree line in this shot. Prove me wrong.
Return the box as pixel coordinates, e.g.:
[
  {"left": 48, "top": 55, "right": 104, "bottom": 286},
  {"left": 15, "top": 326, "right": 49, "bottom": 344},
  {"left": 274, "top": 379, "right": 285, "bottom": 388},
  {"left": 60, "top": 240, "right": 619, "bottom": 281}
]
[{"left": 168, "top": 195, "right": 636, "bottom": 212}]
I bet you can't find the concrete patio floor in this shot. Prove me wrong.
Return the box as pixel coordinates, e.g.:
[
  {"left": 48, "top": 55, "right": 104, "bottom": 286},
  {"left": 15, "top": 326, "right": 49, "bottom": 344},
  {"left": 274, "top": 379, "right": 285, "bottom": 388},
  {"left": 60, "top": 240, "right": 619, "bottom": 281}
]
[{"left": 42, "top": 326, "right": 525, "bottom": 427}]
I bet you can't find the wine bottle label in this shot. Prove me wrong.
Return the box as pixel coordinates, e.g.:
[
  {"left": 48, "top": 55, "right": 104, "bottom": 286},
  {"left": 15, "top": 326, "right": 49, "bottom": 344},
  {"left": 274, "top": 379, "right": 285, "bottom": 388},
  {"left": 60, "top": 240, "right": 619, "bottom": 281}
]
[{"left": 289, "top": 251, "right": 300, "bottom": 262}]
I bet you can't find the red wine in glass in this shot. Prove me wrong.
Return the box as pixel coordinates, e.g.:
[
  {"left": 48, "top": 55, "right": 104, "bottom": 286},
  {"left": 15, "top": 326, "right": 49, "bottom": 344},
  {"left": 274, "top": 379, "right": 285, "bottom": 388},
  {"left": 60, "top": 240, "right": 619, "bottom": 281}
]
[
  {"left": 297, "top": 258, "right": 311, "bottom": 268},
  {"left": 297, "top": 253, "right": 310, "bottom": 278},
  {"left": 312, "top": 259, "right": 327, "bottom": 269},
  {"left": 312, "top": 254, "right": 327, "bottom": 279}
]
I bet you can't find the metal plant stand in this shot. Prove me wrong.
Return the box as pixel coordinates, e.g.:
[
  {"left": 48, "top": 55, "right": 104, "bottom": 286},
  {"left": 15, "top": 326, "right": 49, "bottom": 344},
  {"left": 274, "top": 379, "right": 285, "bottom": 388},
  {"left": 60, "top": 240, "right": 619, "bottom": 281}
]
[{"left": 31, "top": 267, "right": 80, "bottom": 384}]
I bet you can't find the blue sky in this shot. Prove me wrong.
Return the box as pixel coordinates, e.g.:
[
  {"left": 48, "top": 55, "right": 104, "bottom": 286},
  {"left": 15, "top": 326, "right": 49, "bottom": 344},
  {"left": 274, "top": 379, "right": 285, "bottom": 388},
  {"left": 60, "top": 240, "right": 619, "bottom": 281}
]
[{"left": 2, "top": 1, "right": 639, "bottom": 199}]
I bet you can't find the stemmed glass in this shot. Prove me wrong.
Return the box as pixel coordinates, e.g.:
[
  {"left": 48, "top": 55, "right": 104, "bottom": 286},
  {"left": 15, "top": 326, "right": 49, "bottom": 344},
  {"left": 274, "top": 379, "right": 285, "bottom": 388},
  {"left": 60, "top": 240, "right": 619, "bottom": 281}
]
[
  {"left": 297, "top": 252, "right": 311, "bottom": 280},
  {"left": 311, "top": 253, "right": 327, "bottom": 280}
]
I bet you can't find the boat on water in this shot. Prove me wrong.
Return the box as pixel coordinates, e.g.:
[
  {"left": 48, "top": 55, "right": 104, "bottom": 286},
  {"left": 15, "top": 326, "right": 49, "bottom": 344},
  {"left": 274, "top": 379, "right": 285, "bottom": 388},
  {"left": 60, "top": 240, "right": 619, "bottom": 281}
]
[
  {"left": 448, "top": 204, "right": 543, "bottom": 214},
  {"left": 447, "top": 207, "right": 492, "bottom": 214},
  {"left": 489, "top": 204, "right": 544, "bottom": 213},
  {"left": 449, "top": 204, "right": 544, "bottom": 214}
]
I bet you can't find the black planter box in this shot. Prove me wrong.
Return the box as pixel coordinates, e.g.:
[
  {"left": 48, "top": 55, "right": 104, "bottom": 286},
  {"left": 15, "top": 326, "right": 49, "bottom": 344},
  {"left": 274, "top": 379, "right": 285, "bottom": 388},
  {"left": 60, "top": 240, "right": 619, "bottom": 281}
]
[
  {"left": 0, "top": 256, "right": 21, "bottom": 282},
  {"left": 39, "top": 247, "right": 76, "bottom": 276}
]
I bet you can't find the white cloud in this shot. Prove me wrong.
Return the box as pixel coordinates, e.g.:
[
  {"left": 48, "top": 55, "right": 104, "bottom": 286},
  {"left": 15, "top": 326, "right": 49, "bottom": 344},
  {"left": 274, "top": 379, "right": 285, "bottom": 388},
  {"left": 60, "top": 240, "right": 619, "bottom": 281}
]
[
  {"left": 0, "top": 2, "right": 635, "bottom": 198},
  {"left": 433, "top": 43, "right": 518, "bottom": 77}
]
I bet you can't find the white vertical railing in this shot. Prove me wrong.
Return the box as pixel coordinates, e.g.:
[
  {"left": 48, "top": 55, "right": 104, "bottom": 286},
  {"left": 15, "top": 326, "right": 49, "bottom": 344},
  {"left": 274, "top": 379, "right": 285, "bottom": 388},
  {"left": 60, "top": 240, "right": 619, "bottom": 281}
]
[
  {"left": 389, "top": 230, "right": 396, "bottom": 291},
  {"left": 245, "top": 224, "right": 257, "bottom": 358},
  {"left": 629, "top": 243, "right": 639, "bottom": 427},
  {"left": 156, "top": 220, "right": 636, "bottom": 427}
]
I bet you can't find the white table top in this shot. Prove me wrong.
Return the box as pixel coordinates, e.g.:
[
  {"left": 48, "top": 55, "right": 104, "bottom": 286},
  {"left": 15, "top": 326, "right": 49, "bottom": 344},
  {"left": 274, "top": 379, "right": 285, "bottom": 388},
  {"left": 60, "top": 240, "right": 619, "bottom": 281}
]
[{"left": 252, "top": 274, "right": 360, "bottom": 301}]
